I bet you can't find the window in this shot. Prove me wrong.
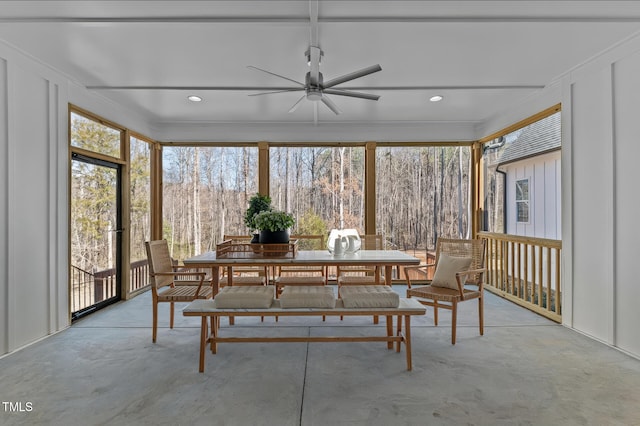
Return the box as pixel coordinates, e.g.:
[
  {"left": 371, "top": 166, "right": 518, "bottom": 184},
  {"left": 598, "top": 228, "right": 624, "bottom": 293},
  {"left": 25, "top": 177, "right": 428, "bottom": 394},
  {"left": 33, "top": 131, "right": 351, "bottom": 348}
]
[
  {"left": 375, "top": 145, "right": 472, "bottom": 258},
  {"left": 482, "top": 110, "right": 561, "bottom": 232},
  {"left": 129, "top": 136, "right": 151, "bottom": 292},
  {"left": 269, "top": 146, "right": 365, "bottom": 235},
  {"left": 516, "top": 178, "right": 530, "bottom": 223},
  {"left": 70, "top": 112, "right": 121, "bottom": 158},
  {"left": 162, "top": 146, "right": 258, "bottom": 259}
]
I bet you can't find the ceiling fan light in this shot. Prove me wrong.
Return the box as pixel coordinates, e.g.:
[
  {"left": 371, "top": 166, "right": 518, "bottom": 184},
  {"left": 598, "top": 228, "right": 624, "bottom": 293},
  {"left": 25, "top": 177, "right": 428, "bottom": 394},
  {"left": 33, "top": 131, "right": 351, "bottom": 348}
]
[
  {"left": 188, "top": 95, "right": 202, "bottom": 102},
  {"left": 430, "top": 95, "right": 443, "bottom": 102}
]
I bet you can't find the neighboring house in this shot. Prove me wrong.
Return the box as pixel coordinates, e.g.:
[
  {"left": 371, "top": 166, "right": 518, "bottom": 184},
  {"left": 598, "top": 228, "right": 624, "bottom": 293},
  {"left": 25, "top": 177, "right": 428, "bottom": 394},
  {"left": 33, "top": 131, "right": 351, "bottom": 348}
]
[{"left": 498, "top": 112, "right": 561, "bottom": 239}]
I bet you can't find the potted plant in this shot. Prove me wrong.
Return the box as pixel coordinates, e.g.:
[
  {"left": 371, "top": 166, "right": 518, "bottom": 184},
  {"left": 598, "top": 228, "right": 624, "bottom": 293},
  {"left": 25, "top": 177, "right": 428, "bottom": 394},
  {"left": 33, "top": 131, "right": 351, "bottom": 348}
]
[
  {"left": 244, "top": 193, "right": 272, "bottom": 243},
  {"left": 253, "top": 210, "right": 295, "bottom": 244}
]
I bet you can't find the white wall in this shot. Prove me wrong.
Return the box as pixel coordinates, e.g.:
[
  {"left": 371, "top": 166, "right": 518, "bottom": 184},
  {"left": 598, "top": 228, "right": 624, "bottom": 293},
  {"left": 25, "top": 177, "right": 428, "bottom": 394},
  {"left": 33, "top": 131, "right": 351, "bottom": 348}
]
[
  {"left": 0, "top": 41, "right": 153, "bottom": 357},
  {"left": 563, "top": 40, "right": 640, "bottom": 357},
  {"left": 482, "top": 34, "right": 640, "bottom": 359},
  {"left": 0, "top": 43, "right": 68, "bottom": 355},
  {"left": 503, "top": 151, "right": 561, "bottom": 239}
]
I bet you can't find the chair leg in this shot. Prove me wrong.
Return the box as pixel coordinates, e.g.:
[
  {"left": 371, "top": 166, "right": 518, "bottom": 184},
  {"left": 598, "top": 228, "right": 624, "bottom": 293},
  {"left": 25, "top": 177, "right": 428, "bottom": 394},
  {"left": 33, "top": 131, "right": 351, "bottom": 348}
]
[
  {"left": 433, "top": 300, "right": 439, "bottom": 326},
  {"left": 451, "top": 299, "right": 457, "bottom": 345},
  {"left": 152, "top": 300, "right": 158, "bottom": 343},
  {"left": 479, "top": 295, "right": 484, "bottom": 336},
  {"left": 170, "top": 302, "right": 175, "bottom": 329}
]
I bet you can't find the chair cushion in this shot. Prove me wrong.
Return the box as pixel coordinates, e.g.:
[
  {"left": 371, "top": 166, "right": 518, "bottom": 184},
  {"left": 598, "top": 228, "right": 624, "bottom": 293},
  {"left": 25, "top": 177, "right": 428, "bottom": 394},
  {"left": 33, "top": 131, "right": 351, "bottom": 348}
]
[
  {"left": 213, "top": 286, "right": 274, "bottom": 308},
  {"left": 275, "top": 276, "right": 325, "bottom": 285},
  {"left": 220, "top": 276, "right": 266, "bottom": 286},
  {"left": 337, "top": 275, "right": 378, "bottom": 285},
  {"left": 279, "top": 286, "right": 336, "bottom": 308},
  {"left": 431, "top": 254, "right": 473, "bottom": 290},
  {"left": 340, "top": 285, "right": 400, "bottom": 308}
]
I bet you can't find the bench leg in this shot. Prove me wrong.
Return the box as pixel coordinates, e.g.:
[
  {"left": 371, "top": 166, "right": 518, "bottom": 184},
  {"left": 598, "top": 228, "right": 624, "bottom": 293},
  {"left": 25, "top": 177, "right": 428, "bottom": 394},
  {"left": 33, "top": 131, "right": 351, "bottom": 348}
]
[
  {"left": 404, "top": 315, "right": 413, "bottom": 371},
  {"left": 386, "top": 315, "right": 393, "bottom": 349},
  {"left": 396, "top": 315, "right": 402, "bottom": 352},
  {"left": 211, "top": 315, "right": 218, "bottom": 354},
  {"left": 199, "top": 316, "right": 208, "bottom": 373}
]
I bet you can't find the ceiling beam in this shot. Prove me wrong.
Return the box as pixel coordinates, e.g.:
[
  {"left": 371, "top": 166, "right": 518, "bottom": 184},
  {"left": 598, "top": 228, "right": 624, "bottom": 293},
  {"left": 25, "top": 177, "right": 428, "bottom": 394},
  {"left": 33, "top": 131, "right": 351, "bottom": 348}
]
[
  {"left": 86, "top": 85, "right": 546, "bottom": 91},
  {"left": 3, "top": 16, "right": 640, "bottom": 24}
]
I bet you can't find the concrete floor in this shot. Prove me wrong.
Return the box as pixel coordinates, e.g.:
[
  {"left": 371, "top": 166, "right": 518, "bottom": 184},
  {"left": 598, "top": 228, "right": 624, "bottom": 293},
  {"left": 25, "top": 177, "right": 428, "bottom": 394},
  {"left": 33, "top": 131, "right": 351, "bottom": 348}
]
[{"left": 1, "top": 286, "right": 639, "bottom": 426}]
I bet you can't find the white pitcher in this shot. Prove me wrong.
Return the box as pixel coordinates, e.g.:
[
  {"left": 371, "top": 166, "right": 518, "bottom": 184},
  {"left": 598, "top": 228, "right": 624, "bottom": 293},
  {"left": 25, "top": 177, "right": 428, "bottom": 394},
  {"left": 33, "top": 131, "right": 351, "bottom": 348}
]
[
  {"left": 345, "top": 235, "right": 360, "bottom": 253},
  {"left": 332, "top": 235, "right": 347, "bottom": 257}
]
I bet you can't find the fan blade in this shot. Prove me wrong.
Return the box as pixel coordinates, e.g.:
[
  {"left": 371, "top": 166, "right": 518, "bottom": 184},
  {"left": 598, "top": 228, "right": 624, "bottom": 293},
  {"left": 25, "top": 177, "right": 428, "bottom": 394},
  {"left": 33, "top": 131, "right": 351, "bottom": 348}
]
[
  {"left": 288, "top": 95, "right": 306, "bottom": 113},
  {"left": 248, "top": 89, "right": 304, "bottom": 97},
  {"left": 309, "top": 46, "right": 321, "bottom": 87},
  {"left": 323, "top": 89, "right": 380, "bottom": 101},
  {"left": 247, "top": 65, "right": 305, "bottom": 87},
  {"left": 323, "top": 64, "right": 382, "bottom": 89},
  {"left": 321, "top": 95, "right": 342, "bottom": 115}
]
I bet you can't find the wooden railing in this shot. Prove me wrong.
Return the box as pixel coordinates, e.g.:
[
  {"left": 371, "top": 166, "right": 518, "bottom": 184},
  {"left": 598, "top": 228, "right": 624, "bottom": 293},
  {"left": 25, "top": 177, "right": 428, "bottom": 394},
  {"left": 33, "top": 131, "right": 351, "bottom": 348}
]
[
  {"left": 478, "top": 232, "right": 562, "bottom": 323},
  {"left": 70, "top": 260, "right": 150, "bottom": 313},
  {"left": 130, "top": 259, "right": 150, "bottom": 292}
]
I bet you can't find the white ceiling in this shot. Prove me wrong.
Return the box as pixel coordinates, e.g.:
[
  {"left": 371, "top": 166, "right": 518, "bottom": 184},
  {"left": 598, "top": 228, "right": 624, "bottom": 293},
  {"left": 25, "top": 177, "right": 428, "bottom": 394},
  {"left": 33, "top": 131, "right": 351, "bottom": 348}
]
[{"left": 2, "top": 1, "right": 640, "bottom": 141}]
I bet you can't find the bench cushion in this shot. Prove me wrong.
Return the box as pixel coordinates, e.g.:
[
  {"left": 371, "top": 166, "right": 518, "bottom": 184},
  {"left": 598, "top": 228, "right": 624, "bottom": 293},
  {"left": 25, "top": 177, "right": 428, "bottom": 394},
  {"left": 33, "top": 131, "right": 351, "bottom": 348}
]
[
  {"left": 213, "top": 285, "right": 274, "bottom": 308},
  {"left": 280, "top": 286, "right": 336, "bottom": 308},
  {"left": 340, "top": 285, "right": 400, "bottom": 308}
]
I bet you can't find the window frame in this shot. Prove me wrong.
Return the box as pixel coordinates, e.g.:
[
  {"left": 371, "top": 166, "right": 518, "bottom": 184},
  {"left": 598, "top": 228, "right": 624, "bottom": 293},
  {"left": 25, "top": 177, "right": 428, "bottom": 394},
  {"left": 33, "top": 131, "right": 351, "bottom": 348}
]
[{"left": 515, "top": 177, "right": 531, "bottom": 224}]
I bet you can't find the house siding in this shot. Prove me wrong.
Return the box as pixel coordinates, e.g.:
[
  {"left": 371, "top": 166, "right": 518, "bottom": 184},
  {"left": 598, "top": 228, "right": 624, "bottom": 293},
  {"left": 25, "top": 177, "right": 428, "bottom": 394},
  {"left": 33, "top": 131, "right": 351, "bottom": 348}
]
[{"left": 504, "top": 151, "right": 561, "bottom": 240}]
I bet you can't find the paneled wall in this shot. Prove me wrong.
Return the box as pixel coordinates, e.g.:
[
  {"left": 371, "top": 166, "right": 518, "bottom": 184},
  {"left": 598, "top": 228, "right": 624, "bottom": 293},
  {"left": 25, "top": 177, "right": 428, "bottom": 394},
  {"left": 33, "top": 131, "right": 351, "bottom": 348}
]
[
  {"left": 503, "top": 151, "right": 561, "bottom": 239},
  {"left": 0, "top": 43, "right": 68, "bottom": 355},
  {"left": 611, "top": 49, "right": 640, "bottom": 357},
  {"left": 565, "top": 43, "right": 640, "bottom": 357},
  {"left": 482, "top": 33, "right": 640, "bottom": 359}
]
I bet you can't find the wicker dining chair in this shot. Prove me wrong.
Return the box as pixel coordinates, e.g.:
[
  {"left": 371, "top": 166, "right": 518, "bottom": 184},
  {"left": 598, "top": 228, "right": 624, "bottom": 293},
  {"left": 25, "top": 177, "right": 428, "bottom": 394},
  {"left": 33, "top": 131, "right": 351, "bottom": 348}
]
[
  {"left": 221, "top": 235, "right": 269, "bottom": 286},
  {"left": 145, "top": 240, "right": 213, "bottom": 343},
  {"left": 404, "top": 238, "right": 486, "bottom": 344}
]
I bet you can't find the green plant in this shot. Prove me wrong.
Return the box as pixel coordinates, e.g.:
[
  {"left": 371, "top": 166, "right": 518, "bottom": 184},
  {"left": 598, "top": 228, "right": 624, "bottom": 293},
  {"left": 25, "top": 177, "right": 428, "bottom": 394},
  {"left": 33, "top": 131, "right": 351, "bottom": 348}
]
[
  {"left": 253, "top": 210, "right": 295, "bottom": 232},
  {"left": 244, "top": 193, "right": 272, "bottom": 232}
]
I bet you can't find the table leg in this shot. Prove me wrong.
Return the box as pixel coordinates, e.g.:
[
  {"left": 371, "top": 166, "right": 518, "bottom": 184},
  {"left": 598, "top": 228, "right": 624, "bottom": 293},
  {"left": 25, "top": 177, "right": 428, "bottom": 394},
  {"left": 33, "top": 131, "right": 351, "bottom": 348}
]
[
  {"left": 227, "top": 267, "right": 236, "bottom": 325},
  {"left": 211, "top": 266, "right": 220, "bottom": 296},
  {"left": 384, "top": 265, "right": 392, "bottom": 286}
]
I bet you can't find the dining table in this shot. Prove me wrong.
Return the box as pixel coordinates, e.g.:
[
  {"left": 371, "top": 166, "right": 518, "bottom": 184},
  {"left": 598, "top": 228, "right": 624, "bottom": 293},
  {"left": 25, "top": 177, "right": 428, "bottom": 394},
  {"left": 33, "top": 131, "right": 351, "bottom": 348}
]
[{"left": 183, "top": 249, "right": 421, "bottom": 295}]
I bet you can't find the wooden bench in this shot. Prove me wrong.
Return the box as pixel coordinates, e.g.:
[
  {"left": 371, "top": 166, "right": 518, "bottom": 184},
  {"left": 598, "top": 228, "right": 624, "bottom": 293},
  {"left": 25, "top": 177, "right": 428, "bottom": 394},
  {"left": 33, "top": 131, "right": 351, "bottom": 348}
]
[{"left": 183, "top": 298, "right": 426, "bottom": 372}]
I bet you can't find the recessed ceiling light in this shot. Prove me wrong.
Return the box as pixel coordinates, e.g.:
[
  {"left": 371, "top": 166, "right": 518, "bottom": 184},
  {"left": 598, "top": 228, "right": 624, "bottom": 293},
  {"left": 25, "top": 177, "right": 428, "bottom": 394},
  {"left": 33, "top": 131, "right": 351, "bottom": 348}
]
[
  {"left": 188, "top": 95, "right": 202, "bottom": 102},
  {"left": 430, "top": 95, "right": 443, "bottom": 102}
]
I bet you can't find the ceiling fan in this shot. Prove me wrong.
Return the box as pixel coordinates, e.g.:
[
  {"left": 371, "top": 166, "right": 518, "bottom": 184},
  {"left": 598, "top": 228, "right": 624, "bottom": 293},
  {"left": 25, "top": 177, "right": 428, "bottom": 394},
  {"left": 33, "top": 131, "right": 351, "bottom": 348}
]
[{"left": 248, "top": 46, "right": 382, "bottom": 115}]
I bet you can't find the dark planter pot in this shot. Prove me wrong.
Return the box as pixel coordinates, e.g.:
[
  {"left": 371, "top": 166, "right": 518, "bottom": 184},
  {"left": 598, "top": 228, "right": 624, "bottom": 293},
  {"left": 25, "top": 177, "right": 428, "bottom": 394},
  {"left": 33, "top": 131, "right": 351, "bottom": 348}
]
[{"left": 259, "top": 229, "right": 290, "bottom": 244}]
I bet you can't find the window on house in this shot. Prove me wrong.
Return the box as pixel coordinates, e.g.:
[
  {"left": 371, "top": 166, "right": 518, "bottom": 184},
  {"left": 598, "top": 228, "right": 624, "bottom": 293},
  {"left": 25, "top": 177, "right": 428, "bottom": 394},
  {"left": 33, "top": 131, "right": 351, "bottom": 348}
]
[{"left": 516, "top": 178, "right": 530, "bottom": 223}]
